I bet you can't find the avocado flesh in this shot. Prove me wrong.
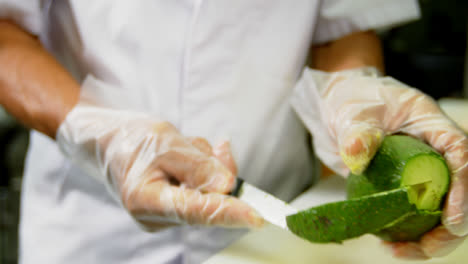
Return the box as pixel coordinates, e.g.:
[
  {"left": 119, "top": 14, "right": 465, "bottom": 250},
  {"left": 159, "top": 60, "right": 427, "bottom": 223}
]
[{"left": 402, "top": 155, "right": 449, "bottom": 211}]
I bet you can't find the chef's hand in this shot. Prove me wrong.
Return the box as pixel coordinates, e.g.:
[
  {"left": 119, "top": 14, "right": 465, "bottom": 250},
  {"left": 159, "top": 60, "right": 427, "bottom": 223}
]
[
  {"left": 56, "top": 80, "right": 263, "bottom": 231},
  {"left": 292, "top": 67, "right": 468, "bottom": 259}
]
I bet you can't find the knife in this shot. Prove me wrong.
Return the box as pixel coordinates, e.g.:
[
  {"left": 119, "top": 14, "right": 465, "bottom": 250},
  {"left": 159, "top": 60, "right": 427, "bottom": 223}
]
[{"left": 230, "top": 178, "right": 298, "bottom": 230}]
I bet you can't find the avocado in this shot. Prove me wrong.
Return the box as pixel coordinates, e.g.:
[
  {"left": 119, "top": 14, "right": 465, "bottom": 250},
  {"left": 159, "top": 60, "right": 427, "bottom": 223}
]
[{"left": 286, "top": 135, "right": 450, "bottom": 243}]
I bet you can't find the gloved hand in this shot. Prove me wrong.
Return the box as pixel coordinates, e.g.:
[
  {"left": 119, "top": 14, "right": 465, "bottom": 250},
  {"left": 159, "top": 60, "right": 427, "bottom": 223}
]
[
  {"left": 56, "top": 77, "right": 263, "bottom": 231},
  {"left": 291, "top": 67, "right": 468, "bottom": 259}
]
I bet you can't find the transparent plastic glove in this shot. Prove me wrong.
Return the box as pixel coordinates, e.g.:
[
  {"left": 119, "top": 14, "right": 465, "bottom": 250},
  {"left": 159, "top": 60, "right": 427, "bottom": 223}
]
[
  {"left": 56, "top": 79, "right": 263, "bottom": 231},
  {"left": 291, "top": 67, "right": 468, "bottom": 259}
]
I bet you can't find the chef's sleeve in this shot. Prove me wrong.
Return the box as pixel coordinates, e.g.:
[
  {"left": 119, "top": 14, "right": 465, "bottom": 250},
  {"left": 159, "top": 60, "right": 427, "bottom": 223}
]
[
  {"left": 313, "top": 0, "right": 420, "bottom": 44},
  {"left": 0, "top": 0, "right": 43, "bottom": 36}
]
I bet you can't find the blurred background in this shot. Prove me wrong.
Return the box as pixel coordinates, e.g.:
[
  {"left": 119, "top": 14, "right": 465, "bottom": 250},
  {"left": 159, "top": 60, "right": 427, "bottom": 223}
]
[
  {"left": 0, "top": 108, "right": 28, "bottom": 264},
  {"left": 382, "top": 0, "right": 468, "bottom": 99},
  {"left": 1, "top": 0, "right": 468, "bottom": 263}
]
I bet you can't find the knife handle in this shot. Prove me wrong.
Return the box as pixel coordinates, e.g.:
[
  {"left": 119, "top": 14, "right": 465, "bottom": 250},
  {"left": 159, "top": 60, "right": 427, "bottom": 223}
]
[{"left": 229, "top": 178, "right": 244, "bottom": 197}]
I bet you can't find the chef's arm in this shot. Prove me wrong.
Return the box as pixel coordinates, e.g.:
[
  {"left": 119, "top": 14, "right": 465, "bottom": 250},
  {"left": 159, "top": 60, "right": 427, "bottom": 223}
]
[
  {"left": 0, "top": 20, "right": 80, "bottom": 139},
  {"left": 310, "top": 30, "right": 385, "bottom": 73}
]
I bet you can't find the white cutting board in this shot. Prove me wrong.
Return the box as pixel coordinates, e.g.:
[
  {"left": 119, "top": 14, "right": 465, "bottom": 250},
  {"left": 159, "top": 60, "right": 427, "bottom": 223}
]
[
  {"left": 205, "top": 176, "right": 468, "bottom": 264},
  {"left": 439, "top": 98, "right": 468, "bottom": 133}
]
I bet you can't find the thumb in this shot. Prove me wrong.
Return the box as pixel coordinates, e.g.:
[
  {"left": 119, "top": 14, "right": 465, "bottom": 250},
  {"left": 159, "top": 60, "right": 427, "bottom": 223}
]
[
  {"left": 213, "top": 141, "right": 238, "bottom": 176},
  {"left": 339, "top": 124, "right": 384, "bottom": 175}
]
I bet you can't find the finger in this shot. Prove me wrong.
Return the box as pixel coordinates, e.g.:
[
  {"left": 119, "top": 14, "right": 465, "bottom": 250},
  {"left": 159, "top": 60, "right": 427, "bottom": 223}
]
[
  {"left": 129, "top": 181, "right": 264, "bottom": 228},
  {"left": 189, "top": 137, "right": 214, "bottom": 156},
  {"left": 381, "top": 241, "right": 428, "bottom": 260},
  {"left": 338, "top": 121, "right": 384, "bottom": 174},
  {"left": 186, "top": 137, "right": 238, "bottom": 191},
  {"left": 186, "top": 138, "right": 238, "bottom": 179},
  {"left": 213, "top": 141, "right": 238, "bottom": 175},
  {"left": 400, "top": 96, "right": 468, "bottom": 236},
  {"left": 158, "top": 148, "right": 236, "bottom": 193},
  {"left": 443, "top": 160, "right": 468, "bottom": 236},
  {"left": 154, "top": 132, "right": 234, "bottom": 192},
  {"left": 327, "top": 76, "right": 388, "bottom": 175},
  {"left": 420, "top": 226, "right": 467, "bottom": 258}
]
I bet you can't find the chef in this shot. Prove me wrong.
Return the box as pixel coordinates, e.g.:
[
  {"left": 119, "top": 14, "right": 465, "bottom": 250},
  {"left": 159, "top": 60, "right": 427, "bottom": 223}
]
[{"left": 0, "top": 0, "right": 466, "bottom": 263}]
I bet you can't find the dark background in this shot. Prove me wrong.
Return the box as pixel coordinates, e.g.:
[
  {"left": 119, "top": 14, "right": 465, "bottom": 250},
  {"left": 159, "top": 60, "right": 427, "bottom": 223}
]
[
  {"left": 382, "top": 0, "right": 468, "bottom": 99},
  {"left": 1, "top": 0, "right": 468, "bottom": 263}
]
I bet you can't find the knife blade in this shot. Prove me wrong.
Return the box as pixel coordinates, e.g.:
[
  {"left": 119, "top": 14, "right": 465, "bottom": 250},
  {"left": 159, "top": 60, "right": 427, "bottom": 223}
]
[{"left": 230, "top": 178, "right": 298, "bottom": 230}]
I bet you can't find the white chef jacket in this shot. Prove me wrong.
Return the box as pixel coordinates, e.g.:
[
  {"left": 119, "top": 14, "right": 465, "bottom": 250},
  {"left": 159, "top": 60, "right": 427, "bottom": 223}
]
[{"left": 0, "top": 0, "right": 419, "bottom": 263}]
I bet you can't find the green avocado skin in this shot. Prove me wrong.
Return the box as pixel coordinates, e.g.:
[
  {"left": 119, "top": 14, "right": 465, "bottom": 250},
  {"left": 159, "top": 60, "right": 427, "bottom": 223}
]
[
  {"left": 346, "top": 172, "right": 442, "bottom": 241},
  {"left": 375, "top": 210, "right": 441, "bottom": 241},
  {"left": 286, "top": 189, "right": 415, "bottom": 243},
  {"left": 347, "top": 135, "right": 448, "bottom": 242}
]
